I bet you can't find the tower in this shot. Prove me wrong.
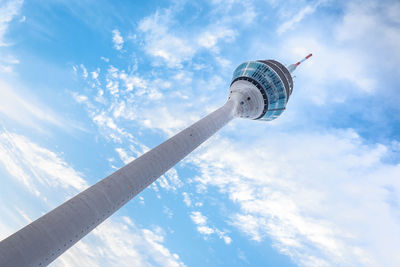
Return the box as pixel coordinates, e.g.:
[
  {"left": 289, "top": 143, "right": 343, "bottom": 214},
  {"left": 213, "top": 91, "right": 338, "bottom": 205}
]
[{"left": 0, "top": 54, "right": 312, "bottom": 266}]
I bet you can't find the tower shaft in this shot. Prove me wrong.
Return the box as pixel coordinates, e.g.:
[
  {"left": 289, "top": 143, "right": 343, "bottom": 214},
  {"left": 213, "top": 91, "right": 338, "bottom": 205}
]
[{"left": 0, "top": 100, "right": 237, "bottom": 267}]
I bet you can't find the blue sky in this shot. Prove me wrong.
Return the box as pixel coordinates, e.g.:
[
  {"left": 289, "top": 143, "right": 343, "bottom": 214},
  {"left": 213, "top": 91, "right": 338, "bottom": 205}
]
[{"left": 0, "top": 0, "right": 399, "bottom": 266}]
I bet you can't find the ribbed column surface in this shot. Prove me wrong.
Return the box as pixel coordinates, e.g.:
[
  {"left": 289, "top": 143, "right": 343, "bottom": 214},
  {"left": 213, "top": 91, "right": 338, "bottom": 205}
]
[{"left": 0, "top": 100, "right": 237, "bottom": 267}]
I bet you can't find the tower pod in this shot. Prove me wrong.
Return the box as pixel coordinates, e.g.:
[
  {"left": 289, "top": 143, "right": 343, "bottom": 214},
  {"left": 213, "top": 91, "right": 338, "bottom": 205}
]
[
  {"left": 230, "top": 60, "right": 293, "bottom": 121},
  {"left": 229, "top": 54, "right": 312, "bottom": 121}
]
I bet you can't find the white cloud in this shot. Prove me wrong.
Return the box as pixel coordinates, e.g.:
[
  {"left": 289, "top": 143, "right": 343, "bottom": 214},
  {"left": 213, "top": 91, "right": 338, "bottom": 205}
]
[
  {"left": 72, "top": 63, "right": 177, "bottom": 144},
  {"left": 190, "top": 211, "right": 207, "bottom": 225},
  {"left": 209, "top": 0, "right": 257, "bottom": 25},
  {"left": 197, "top": 226, "right": 214, "bottom": 235},
  {"left": 112, "top": 29, "right": 124, "bottom": 50},
  {"left": 182, "top": 192, "right": 191, "bottom": 207},
  {"left": 158, "top": 168, "right": 183, "bottom": 192},
  {"left": 0, "top": 0, "right": 23, "bottom": 46},
  {"left": 0, "top": 55, "right": 19, "bottom": 73},
  {"left": 189, "top": 129, "right": 400, "bottom": 266},
  {"left": 100, "top": 56, "right": 109, "bottom": 62},
  {"left": 137, "top": 4, "right": 243, "bottom": 68},
  {"left": 91, "top": 69, "right": 99, "bottom": 79},
  {"left": 190, "top": 211, "right": 232, "bottom": 243},
  {"left": 72, "top": 92, "right": 88, "bottom": 103},
  {"left": 138, "top": 10, "right": 195, "bottom": 68},
  {"left": 279, "top": 0, "right": 400, "bottom": 108},
  {"left": 93, "top": 112, "right": 117, "bottom": 130},
  {"left": 197, "top": 27, "right": 236, "bottom": 50},
  {"left": 279, "top": 36, "right": 376, "bottom": 109},
  {"left": 115, "top": 147, "right": 135, "bottom": 164},
  {"left": 80, "top": 64, "right": 88, "bottom": 79},
  {"left": 14, "top": 206, "right": 32, "bottom": 223},
  {"left": 216, "top": 229, "right": 232, "bottom": 245},
  {"left": 277, "top": 1, "right": 325, "bottom": 34},
  {"left": 0, "top": 130, "right": 88, "bottom": 199},
  {"left": 0, "top": 80, "right": 72, "bottom": 131},
  {"left": 335, "top": 1, "right": 400, "bottom": 67},
  {"left": 119, "top": 71, "right": 148, "bottom": 92},
  {"left": 141, "top": 106, "right": 190, "bottom": 137},
  {"left": 163, "top": 206, "right": 174, "bottom": 218}
]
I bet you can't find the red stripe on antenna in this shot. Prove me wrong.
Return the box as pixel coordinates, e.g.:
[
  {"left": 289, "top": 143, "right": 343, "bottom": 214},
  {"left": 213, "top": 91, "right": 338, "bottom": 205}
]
[{"left": 305, "top": 53, "right": 312, "bottom": 59}]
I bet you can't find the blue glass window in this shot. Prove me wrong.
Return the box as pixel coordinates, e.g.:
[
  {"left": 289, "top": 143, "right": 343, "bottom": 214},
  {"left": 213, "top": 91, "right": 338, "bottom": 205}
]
[{"left": 231, "top": 61, "right": 289, "bottom": 121}]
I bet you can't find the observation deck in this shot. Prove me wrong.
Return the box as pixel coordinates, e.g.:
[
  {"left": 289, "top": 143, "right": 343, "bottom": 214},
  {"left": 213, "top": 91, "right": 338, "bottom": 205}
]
[{"left": 230, "top": 60, "right": 293, "bottom": 121}]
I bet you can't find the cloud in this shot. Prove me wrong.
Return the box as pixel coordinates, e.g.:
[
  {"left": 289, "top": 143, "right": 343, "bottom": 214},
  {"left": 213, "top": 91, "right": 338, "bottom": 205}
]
[
  {"left": 190, "top": 211, "right": 232, "bottom": 244},
  {"left": 0, "top": 130, "right": 88, "bottom": 199},
  {"left": 182, "top": 192, "right": 191, "bottom": 207},
  {"left": 100, "top": 56, "right": 109, "bottom": 62},
  {"left": 112, "top": 29, "right": 124, "bottom": 50},
  {"left": 140, "top": 106, "right": 190, "bottom": 137},
  {"left": 0, "top": 55, "right": 19, "bottom": 73},
  {"left": 190, "top": 211, "right": 207, "bottom": 225},
  {"left": 282, "top": 37, "right": 376, "bottom": 106},
  {"left": 278, "top": 0, "right": 400, "bottom": 109},
  {"left": 138, "top": 9, "right": 195, "bottom": 68},
  {"left": 277, "top": 1, "right": 325, "bottom": 34},
  {"left": 0, "top": 79, "right": 87, "bottom": 134},
  {"left": 0, "top": 80, "right": 67, "bottom": 130},
  {"left": 334, "top": 0, "right": 400, "bottom": 69},
  {"left": 189, "top": 129, "right": 400, "bottom": 266},
  {"left": 115, "top": 147, "right": 135, "bottom": 164},
  {"left": 209, "top": 0, "right": 257, "bottom": 26},
  {"left": 163, "top": 206, "right": 174, "bottom": 218},
  {"left": 0, "top": 0, "right": 23, "bottom": 46},
  {"left": 197, "top": 27, "right": 236, "bottom": 51},
  {"left": 197, "top": 226, "right": 214, "bottom": 235},
  {"left": 137, "top": 2, "right": 246, "bottom": 68},
  {"left": 72, "top": 92, "right": 88, "bottom": 103},
  {"left": 157, "top": 168, "right": 183, "bottom": 192}
]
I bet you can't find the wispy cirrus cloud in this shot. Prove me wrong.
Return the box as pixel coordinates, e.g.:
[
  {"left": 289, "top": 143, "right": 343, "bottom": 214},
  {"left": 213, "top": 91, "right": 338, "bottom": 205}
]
[
  {"left": 277, "top": 0, "right": 326, "bottom": 34},
  {"left": 136, "top": 1, "right": 255, "bottom": 68},
  {"left": 0, "top": 0, "right": 23, "bottom": 73},
  {"left": 0, "top": 80, "right": 66, "bottom": 130},
  {"left": 190, "top": 211, "right": 232, "bottom": 244},
  {"left": 0, "top": 0, "right": 23, "bottom": 46},
  {"left": 0, "top": 78, "right": 88, "bottom": 135},
  {"left": 189, "top": 129, "right": 400, "bottom": 266},
  {"left": 0, "top": 130, "right": 88, "bottom": 199},
  {"left": 137, "top": 9, "right": 196, "bottom": 68}
]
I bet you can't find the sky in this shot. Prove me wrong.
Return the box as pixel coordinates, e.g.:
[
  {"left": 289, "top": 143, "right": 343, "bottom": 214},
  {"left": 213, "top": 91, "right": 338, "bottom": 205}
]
[{"left": 0, "top": 0, "right": 399, "bottom": 266}]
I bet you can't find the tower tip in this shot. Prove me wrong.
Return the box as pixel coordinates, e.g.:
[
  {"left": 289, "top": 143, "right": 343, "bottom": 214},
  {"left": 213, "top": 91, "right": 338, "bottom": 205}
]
[{"left": 288, "top": 53, "right": 312, "bottom": 73}]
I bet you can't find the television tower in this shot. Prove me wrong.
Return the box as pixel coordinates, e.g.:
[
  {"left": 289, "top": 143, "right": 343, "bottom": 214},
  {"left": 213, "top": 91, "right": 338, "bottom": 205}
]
[{"left": 0, "top": 54, "right": 312, "bottom": 266}]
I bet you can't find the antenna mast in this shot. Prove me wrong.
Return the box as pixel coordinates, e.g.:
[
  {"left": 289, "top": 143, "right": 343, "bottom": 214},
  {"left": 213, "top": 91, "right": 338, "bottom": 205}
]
[{"left": 288, "top": 53, "right": 312, "bottom": 73}]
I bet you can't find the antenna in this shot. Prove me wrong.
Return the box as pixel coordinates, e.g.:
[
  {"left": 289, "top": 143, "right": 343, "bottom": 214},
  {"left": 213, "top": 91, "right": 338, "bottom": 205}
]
[{"left": 288, "top": 53, "right": 312, "bottom": 73}]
